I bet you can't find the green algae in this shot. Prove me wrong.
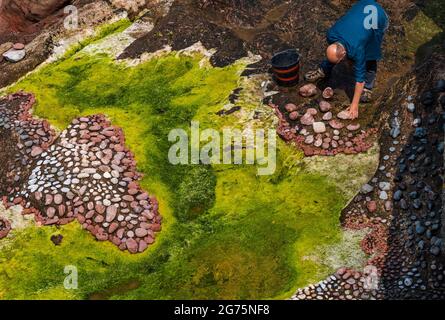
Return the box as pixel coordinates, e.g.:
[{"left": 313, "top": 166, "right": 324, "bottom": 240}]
[
  {"left": 403, "top": 7, "right": 444, "bottom": 60},
  {"left": 0, "top": 30, "right": 349, "bottom": 299}
]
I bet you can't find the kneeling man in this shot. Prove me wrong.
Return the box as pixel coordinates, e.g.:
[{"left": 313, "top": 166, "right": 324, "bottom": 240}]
[{"left": 305, "top": 0, "right": 389, "bottom": 119}]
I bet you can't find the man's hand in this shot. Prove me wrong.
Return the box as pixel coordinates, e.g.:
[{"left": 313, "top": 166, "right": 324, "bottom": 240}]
[
  {"left": 347, "top": 103, "right": 359, "bottom": 120},
  {"left": 348, "top": 81, "right": 365, "bottom": 120}
]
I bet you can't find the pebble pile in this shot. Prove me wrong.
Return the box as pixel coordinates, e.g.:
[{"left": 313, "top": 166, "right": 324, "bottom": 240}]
[
  {"left": 0, "top": 93, "right": 162, "bottom": 253},
  {"left": 272, "top": 95, "right": 376, "bottom": 156}
]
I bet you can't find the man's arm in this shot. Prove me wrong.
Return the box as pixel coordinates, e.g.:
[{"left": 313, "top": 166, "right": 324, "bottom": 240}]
[
  {"left": 348, "top": 81, "right": 365, "bottom": 119},
  {"left": 349, "top": 49, "right": 366, "bottom": 119}
]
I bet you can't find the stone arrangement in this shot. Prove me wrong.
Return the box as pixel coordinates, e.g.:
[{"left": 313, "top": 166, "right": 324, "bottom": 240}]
[
  {"left": 291, "top": 78, "right": 445, "bottom": 300},
  {"left": 291, "top": 267, "right": 382, "bottom": 300},
  {"left": 0, "top": 93, "right": 162, "bottom": 253},
  {"left": 271, "top": 91, "right": 376, "bottom": 156}
]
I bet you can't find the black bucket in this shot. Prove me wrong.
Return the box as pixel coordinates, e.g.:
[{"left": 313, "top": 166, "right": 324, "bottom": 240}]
[{"left": 271, "top": 49, "right": 300, "bottom": 87}]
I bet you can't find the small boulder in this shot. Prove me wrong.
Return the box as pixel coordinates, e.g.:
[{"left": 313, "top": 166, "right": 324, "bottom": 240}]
[
  {"left": 285, "top": 103, "right": 298, "bottom": 112},
  {"left": 329, "top": 119, "right": 344, "bottom": 129},
  {"left": 305, "top": 135, "right": 314, "bottom": 144},
  {"left": 322, "top": 87, "right": 334, "bottom": 99},
  {"left": 313, "top": 122, "right": 326, "bottom": 133},
  {"left": 319, "top": 101, "right": 331, "bottom": 112},
  {"left": 337, "top": 110, "right": 351, "bottom": 120},
  {"left": 300, "top": 113, "right": 315, "bottom": 126},
  {"left": 2, "top": 48, "right": 26, "bottom": 63},
  {"left": 289, "top": 111, "right": 299, "bottom": 120},
  {"left": 13, "top": 43, "right": 25, "bottom": 50},
  {"left": 346, "top": 123, "right": 360, "bottom": 131},
  {"left": 322, "top": 112, "right": 332, "bottom": 121},
  {"left": 299, "top": 84, "right": 318, "bottom": 97}
]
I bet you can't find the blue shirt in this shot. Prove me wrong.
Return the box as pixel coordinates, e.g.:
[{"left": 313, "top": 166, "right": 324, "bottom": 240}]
[{"left": 327, "top": 0, "right": 388, "bottom": 82}]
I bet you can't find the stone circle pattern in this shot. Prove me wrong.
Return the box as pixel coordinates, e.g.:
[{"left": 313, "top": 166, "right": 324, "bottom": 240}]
[{"left": 0, "top": 93, "right": 162, "bottom": 253}]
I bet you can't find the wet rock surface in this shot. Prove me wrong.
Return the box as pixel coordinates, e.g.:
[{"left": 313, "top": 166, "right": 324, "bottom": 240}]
[
  {"left": 0, "top": 93, "right": 162, "bottom": 254},
  {"left": 0, "top": 0, "right": 117, "bottom": 89}
]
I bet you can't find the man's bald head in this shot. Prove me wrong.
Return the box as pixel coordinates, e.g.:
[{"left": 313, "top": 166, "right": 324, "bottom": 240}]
[{"left": 326, "top": 42, "right": 346, "bottom": 64}]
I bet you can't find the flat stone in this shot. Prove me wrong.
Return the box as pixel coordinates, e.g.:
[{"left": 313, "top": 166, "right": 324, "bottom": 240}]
[
  {"left": 289, "top": 111, "right": 299, "bottom": 120},
  {"left": 54, "top": 194, "right": 63, "bottom": 205},
  {"left": 361, "top": 184, "right": 374, "bottom": 194},
  {"left": 313, "top": 122, "right": 326, "bottom": 133},
  {"left": 46, "top": 207, "right": 56, "bottom": 218},
  {"left": 322, "top": 87, "right": 334, "bottom": 99},
  {"left": 346, "top": 123, "right": 360, "bottom": 131},
  {"left": 367, "top": 201, "right": 377, "bottom": 213},
  {"left": 31, "top": 146, "right": 43, "bottom": 157},
  {"left": 13, "top": 43, "right": 25, "bottom": 50},
  {"left": 306, "top": 108, "right": 318, "bottom": 116},
  {"left": 0, "top": 42, "right": 13, "bottom": 55},
  {"left": 2, "top": 48, "right": 26, "bottom": 62},
  {"left": 300, "top": 113, "right": 315, "bottom": 126},
  {"left": 299, "top": 84, "right": 317, "bottom": 97},
  {"left": 304, "top": 135, "right": 314, "bottom": 144},
  {"left": 379, "top": 191, "right": 388, "bottom": 200},
  {"left": 319, "top": 101, "right": 331, "bottom": 112},
  {"left": 126, "top": 238, "right": 138, "bottom": 254},
  {"left": 393, "top": 190, "right": 403, "bottom": 201},
  {"left": 285, "top": 103, "right": 298, "bottom": 112},
  {"left": 337, "top": 110, "right": 351, "bottom": 120},
  {"left": 322, "top": 112, "right": 332, "bottom": 121},
  {"left": 106, "top": 205, "right": 117, "bottom": 222},
  {"left": 379, "top": 182, "right": 391, "bottom": 191},
  {"left": 95, "top": 203, "right": 106, "bottom": 214},
  {"left": 135, "top": 228, "right": 148, "bottom": 237},
  {"left": 138, "top": 240, "right": 148, "bottom": 252},
  {"left": 329, "top": 120, "right": 344, "bottom": 129}
]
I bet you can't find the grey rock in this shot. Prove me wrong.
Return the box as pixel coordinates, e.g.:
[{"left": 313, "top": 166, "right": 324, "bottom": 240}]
[
  {"left": 361, "top": 184, "right": 374, "bottom": 194},
  {"left": 379, "top": 191, "right": 388, "bottom": 200},
  {"left": 379, "top": 182, "right": 391, "bottom": 191},
  {"left": 2, "top": 48, "right": 26, "bottom": 62}
]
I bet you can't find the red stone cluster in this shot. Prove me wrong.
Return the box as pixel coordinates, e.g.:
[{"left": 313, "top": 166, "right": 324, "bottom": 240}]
[{"left": 270, "top": 102, "right": 376, "bottom": 157}]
